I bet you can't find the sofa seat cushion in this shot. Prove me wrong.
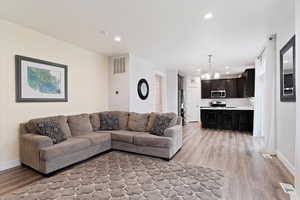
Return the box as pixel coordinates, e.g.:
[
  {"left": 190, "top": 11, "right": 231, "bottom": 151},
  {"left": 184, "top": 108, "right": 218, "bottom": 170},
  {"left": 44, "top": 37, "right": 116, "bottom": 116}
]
[
  {"left": 110, "top": 130, "right": 140, "bottom": 144},
  {"left": 40, "top": 138, "right": 91, "bottom": 161},
  {"left": 76, "top": 132, "right": 111, "bottom": 146},
  {"left": 133, "top": 133, "right": 172, "bottom": 148}
]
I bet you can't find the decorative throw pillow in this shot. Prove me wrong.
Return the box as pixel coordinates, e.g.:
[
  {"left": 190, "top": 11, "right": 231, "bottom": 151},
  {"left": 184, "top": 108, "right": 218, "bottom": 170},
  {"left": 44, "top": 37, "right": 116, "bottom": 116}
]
[
  {"left": 26, "top": 116, "right": 72, "bottom": 138},
  {"left": 36, "top": 121, "right": 66, "bottom": 144},
  {"left": 147, "top": 112, "right": 177, "bottom": 131},
  {"left": 151, "top": 115, "right": 174, "bottom": 136},
  {"left": 100, "top": 113, "right": 120, "bottom": 130}
]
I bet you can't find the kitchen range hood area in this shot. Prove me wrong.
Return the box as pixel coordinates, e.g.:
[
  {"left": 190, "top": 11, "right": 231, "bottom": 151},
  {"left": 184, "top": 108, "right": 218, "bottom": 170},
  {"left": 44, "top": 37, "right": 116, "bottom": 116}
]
[{"left": 200, "top": 68, "right": 255, "bottom": 132}]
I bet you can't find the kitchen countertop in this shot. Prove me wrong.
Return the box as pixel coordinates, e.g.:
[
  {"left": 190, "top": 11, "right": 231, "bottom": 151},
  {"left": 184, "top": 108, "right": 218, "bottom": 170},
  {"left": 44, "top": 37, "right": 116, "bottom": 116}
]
[{"left": 200, "top": 106, "right": 254, "bottom": 111}]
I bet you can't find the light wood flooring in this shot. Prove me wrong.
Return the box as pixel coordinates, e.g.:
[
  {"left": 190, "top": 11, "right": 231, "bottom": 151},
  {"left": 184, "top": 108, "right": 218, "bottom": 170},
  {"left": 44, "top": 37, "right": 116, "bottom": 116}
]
[{"left": 0, "top": 123, "right": 294, "bottom": 200}]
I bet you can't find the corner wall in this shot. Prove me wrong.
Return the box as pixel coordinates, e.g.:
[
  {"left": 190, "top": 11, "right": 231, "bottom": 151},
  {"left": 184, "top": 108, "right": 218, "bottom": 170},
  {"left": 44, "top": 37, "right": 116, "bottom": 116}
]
[
  {"left": 0, "top": 19, "right": 109, "bottom": 170},
  {"left": 295, "top": 0, "right": 300, "bottom": 197},
  {"left": 275, "top": 4, "right": 296, "bottom": 174},
  {"left": 129, "top": 54, "right": 167, "bottom": 113}
]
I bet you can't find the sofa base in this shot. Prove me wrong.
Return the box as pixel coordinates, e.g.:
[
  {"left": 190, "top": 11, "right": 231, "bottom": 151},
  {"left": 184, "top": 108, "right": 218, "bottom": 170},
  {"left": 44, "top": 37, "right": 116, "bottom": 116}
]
[
  {"left": 38, "top": 143, "right": 111, "bottom": 174},
  {"left": 112, "top": 141, "right": 180, "bottom": 159}
]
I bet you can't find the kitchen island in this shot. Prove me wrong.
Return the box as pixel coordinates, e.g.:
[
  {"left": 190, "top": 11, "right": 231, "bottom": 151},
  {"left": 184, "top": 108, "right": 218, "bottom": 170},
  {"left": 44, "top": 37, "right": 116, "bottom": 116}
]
[{"left": 200, "top": 107, "right": 254, "bottom": 132}]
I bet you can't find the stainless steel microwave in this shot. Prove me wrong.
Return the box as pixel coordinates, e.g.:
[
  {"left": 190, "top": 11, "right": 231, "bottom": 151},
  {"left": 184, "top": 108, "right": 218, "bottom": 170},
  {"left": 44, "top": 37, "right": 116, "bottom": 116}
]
[{"left": 211, "top": 90, "right": 226, "bottom": 98}]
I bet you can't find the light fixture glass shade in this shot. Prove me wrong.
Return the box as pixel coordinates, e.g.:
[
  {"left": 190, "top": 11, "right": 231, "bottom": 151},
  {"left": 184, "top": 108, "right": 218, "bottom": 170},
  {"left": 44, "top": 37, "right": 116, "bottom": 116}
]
[{"left": 214, "top": 73, "right": 220, "bottom": 79}]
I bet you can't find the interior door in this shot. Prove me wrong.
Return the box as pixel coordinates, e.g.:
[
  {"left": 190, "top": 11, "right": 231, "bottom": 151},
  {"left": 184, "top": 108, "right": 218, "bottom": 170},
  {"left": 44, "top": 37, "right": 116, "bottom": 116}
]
[
  {"left": 154, "top": 74, "right": 163, "bottom": 112},
  {"left": 186, "top": 87, "right": 200, "bottom": 122}
]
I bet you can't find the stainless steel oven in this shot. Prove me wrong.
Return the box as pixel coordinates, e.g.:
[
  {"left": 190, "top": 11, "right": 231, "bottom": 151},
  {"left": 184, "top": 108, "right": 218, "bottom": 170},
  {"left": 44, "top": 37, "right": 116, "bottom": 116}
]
[{"left": 211, "top": 90, "right": 226, "bottom": 98}]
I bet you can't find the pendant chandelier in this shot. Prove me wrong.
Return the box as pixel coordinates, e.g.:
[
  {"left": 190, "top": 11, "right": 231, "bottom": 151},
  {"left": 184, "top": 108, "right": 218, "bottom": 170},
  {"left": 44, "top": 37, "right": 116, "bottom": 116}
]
[{"left": 201, "top": 55, "right": 220, "bottom": 79}]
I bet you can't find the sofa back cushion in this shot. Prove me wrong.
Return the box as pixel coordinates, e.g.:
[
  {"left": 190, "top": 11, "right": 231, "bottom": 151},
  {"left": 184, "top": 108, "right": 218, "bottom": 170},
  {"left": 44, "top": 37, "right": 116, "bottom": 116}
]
[
  {"left": 90, "top": 112, "right": 101, "bottom": 131},
  {"left": 147, "top": 112, "right": 177, "bottom": 131},
  {"left": 68, "top": 114, "right": 93, "bottom": 136},
  {"left": 26, "top": 115, "right": 72, "bottom": 138},
  {"left": 128, "top": 113, "right": 149, "bottom": 132}
]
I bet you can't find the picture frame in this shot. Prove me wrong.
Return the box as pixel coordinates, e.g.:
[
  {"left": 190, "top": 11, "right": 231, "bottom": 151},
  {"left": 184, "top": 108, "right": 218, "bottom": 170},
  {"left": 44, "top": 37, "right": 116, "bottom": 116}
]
[
  {"left": 137, "top": 78, "right": 149, "bottom": 100},
  {"left": 280, "top": 35, "right": 296, "bottom": 102},
  {"left": 15, "top": 55, "right": 68, "bottom": 102}
]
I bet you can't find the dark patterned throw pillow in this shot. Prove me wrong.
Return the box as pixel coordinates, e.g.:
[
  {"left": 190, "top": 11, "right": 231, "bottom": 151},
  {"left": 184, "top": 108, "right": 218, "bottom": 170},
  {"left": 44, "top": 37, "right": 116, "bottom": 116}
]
[
  {"left": 100, "top": 113, "right": 120, "bottom": 130},
  {"left": 151, "top": 115, "right": 173, "bottom": 136},
  {"left": 36, "top": 121, "right": 66, "bottom": 144}
]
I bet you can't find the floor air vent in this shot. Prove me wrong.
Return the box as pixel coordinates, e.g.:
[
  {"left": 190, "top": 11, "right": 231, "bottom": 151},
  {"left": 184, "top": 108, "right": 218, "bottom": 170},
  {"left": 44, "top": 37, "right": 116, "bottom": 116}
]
[
  {"left": 262, "top": 154, "right": 273, "bottom": 159},
  {"left": 280, "top": 183, "right": 295, "bottom": 194}
]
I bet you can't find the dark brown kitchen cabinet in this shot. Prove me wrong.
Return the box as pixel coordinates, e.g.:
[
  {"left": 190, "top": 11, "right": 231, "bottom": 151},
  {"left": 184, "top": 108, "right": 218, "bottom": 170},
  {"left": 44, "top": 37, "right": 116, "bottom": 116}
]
[
  {"left": 201, "top": 80, "right": 211, "bottom": 98},
  {"left": 225, "top": 79, "right": 237, "bottom": 98},
  {"left": 243, "top": 69, "right": 255, "bottom": 97},
  {"left": 201, "top": 68, "right": 255, "bottom": 99},
  {"left": 237, "top": 77, "right": 245, "bottom": 98}
]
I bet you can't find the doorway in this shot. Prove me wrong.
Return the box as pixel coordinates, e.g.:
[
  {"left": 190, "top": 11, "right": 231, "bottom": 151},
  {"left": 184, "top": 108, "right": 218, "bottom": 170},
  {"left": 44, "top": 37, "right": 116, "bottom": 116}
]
[
  {"left": 154, "top": 74, "right": 163, "bottom": 112},
  {"left": 186, "top": 77, "right": 201, "bottom": 122}
]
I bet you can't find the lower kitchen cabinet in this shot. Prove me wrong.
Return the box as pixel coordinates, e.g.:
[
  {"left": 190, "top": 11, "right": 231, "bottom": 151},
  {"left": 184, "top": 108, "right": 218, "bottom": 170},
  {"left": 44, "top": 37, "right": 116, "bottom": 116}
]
[{"left": 200, "top": 109, "right": 254, "bottom": 132}]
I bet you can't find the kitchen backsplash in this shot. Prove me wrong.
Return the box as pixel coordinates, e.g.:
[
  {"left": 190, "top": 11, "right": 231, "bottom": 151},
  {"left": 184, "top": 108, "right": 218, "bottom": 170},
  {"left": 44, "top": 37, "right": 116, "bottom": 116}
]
[{"left": 200, "top": 98, "right": 254, "bottom": 107}]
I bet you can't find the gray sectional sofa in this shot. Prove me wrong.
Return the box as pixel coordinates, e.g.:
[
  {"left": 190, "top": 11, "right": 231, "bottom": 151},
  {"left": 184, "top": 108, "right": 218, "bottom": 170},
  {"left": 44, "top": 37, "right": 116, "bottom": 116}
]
[{"left": 20, "top": 111, "right": 182, "bottom": 174}]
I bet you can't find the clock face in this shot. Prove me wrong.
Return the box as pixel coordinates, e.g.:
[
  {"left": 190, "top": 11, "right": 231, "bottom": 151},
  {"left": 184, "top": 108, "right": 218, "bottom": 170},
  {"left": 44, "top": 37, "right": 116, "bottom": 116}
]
[
  {"left": 141, "top": 83, "right": 148, "bottom": 96},
  {"left": 137, "top": 79, "right": 149, "bottom": 100}
]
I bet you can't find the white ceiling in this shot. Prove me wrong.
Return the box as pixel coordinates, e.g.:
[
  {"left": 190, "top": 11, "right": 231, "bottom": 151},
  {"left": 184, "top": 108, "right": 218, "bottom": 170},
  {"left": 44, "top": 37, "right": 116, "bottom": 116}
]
[{"left": 0, "top": 0, "right": 294, "bottom": 75}]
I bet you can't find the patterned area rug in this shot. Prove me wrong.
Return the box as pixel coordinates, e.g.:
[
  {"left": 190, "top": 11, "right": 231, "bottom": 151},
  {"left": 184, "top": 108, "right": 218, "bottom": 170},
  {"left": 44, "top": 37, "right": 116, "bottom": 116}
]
[{"left": 1, "top": 151, "right": 224, "bottom": 200}]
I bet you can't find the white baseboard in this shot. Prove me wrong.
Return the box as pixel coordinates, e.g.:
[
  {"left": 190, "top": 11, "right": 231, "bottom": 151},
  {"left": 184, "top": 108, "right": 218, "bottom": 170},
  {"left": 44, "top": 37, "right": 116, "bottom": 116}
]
[
  {"left": 0, "top": 160, "right": 20, "bottom": 171},
  {"left": 277, "top": 151, "right": 295, "bottom": 176}
]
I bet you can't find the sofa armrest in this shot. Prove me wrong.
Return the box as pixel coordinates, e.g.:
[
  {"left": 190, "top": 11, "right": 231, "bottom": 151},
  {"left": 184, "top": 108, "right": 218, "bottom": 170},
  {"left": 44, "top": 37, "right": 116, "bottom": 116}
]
[
  {"left": 20, "top": 133, "right": 53, "bottom": 171},
  {"left": 164, "top": 125, "right": 182, "bottom": 138},
  {"left": 21, "top": 134, "right": 53, "bottom": 148}
]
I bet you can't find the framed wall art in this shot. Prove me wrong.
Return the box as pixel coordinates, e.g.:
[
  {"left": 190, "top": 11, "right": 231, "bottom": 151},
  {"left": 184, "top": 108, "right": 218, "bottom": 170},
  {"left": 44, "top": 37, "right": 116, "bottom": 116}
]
[{"left": 15, "top": 55, "right": 68, "bottom": 102}]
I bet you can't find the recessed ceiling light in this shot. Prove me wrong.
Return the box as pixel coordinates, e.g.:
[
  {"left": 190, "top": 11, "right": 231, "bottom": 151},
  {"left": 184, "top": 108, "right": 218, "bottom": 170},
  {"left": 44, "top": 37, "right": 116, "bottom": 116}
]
[
  {"left": 114, "top": 36, "right": 121, "bottom": 42},
  {"left": 204, "top": 13, "right": 213, "bottom": 20},
  {"left": 226, "top": 71, "right": 230, "bottom": 74},
  {"left": 225, "top": 66, "right": 230, "bottom": 69},
  {"left": 196, "top": 69, "right": 201, "bottom": 72}
]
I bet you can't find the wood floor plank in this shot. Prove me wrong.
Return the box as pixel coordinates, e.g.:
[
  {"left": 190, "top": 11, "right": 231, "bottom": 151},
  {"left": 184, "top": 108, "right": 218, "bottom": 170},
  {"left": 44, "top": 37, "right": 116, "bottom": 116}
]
[{"left": 0, "top": 123, "right": 294, "bottom": 200}]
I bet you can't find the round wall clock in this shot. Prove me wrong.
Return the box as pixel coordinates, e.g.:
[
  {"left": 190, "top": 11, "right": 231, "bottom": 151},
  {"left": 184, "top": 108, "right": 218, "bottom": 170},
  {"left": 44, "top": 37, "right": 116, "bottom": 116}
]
[{"left": 137, "top": 78, "right": 149, "bottom": 100}]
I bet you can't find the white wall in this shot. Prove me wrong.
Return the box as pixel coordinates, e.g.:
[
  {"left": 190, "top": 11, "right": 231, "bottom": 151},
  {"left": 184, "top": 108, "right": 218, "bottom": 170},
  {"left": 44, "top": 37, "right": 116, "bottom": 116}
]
[
  {"left": 0, "top": 19, "right": 109, "bottom": 170},
  {"left": 108, "top": 55, "right": 130, "bottom": 111},
  {"left": 166, "top": 69, "right": 178, "bottom": 113},
  {"left": 295, "top": 0, "right": 300, "bottom": 197},
  {"left": 275, "top": 6, "right": 296, "bottom": 173},
  {"left": 129, "top": 54, "right": 167, "bottom": 113},
  {"left": 107, "top": 54, "right": 167, "bottom": 113}
]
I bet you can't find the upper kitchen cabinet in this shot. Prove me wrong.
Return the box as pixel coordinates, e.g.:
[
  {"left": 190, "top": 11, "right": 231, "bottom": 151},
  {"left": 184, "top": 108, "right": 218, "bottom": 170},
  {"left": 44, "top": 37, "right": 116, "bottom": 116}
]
[
  {"left": 201, "top": 80, "right": 212, "bottom": 98},
  {"left": 201, "top": 68, "right": 255, "bottom": 99},
  {"left": 239, "top": 69, "right": 255, "bottom": 98}
]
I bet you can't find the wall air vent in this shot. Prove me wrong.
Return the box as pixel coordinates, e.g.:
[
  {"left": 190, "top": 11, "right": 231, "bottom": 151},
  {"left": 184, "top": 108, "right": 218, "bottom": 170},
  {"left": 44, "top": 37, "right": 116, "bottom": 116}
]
[{"left": 113, "top": 57, "right": 126, "bottom": 74}]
